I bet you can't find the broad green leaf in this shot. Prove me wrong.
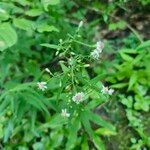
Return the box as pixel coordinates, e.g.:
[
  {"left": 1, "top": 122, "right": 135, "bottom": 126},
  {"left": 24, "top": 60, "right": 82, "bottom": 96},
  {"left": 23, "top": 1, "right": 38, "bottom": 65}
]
[
  {"left": 0, "top": 8, "right": 9, "bottom": 21},
  {"left": 37, "top": 24, "right": 59, "bottom": 33},
  {"left": 25, "top": 9, "right": 43, "bottom": 17},
  {"left": 0, "top": 23, "right": 17, "bottom": 51},
  {"left": 40, "top": 43, "right": 59, "bottom": 49},
  {"left": 13, "top": 18, "right": 35, "bottom": 31}
]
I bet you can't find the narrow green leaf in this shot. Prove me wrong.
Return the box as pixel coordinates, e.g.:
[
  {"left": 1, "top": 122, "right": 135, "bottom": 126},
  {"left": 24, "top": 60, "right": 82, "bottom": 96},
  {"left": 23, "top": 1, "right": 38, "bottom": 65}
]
[
  {"left": 80, "top": 110, "right": 94, "bottom": 137},
  {"left": 93, "top": 135, "right": 105, "bottom": 150},
  {"left": 59, "top": 61, "right": 69, "bottom": 73},
  {"left": 136, "top": 40, "right": 150, "bottom": 50},
  {"left": 119, "top": 52, "right": 133, "bottom": 62},
  {"left": 128, "top": 72, "right": 137, "bottom": 90},
  {"left": 40, "top": 43, "right": 59, "bottom": 49},
  {"left": 88, "top": 112, "right": 115, "bottom": 131}
]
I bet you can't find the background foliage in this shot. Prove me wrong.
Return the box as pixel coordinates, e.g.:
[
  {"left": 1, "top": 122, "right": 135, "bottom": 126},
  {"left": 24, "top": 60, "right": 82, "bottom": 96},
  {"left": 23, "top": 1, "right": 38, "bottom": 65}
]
[{"left": 0, "top": 0, "right": 149, "bottom": 150}]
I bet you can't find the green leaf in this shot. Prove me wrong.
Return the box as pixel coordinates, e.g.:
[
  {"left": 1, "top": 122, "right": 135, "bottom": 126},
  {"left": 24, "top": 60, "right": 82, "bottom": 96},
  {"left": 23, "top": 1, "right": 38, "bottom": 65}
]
[
  {"left": 81, "top": 136, "right": 89, "bottom": 150},
  {"left": 41, "top": 0, "right": 60, "bottom": 11},
  {"left": 119, "top": 52, "right": 133, "bottom": 62},
  {"left": 120, "top": 49, "right": 137, "bottom": 54},
  {"left": 59, "top": 61, "right": 69, "bottom": 73},
  {"left": 93, "top": 135, "right": 105, "bottom": 150},
  {"left": 66, "top": 118, "right": 80, "bottom": 149},
  {"left": 80, "top": 110, "right": 93, "bottom": 137},
  {"left": 4, "top": 121, "right": 13, "bottom": 142},
  {"left": 86, "top": 99, "right": 104, "bottom": 109},
  {"left": 0, "top": 23, "right": 17, "bottom": 51},
  {"left": 136, "top": 40, "right": 150, "bottom": 50},
  {"left": 0, "top": 8, "right": 9, "bottom": 21},
  {"left": 95, "top": 128, "right": 117, "bottom": 136},
  {"left": 47, "top": 114, "right": 67, "bottom": 129},
  {"left": 111, "top": 83, "right": 128, "bottom": 89},
  {"left": 128, "top": 72, "right": 137, "bottom": 90},
  {"left": 88, "top": 112, "right": 115, "bottom": 132},
  {"left": 37, "top": 24, "right": 59, "bottom": 33},
  {"left": 25, "top": 9, "right": 43, "bottom": 17},
  {"left": 109, "top": 20, "right": 126, "bottom": 30},
  {"left": 40, "top": 43, "right": 59, "bottom": 49},
  {"left": 13, "top": 18, "right": 35, "bottom": 31}
]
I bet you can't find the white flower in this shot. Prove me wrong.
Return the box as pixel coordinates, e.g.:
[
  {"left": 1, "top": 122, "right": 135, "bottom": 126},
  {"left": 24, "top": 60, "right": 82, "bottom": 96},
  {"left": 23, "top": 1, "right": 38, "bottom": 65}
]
[
  {"left": 108, "top": 89, "right": 114, "bottom": 95},
  {"left": 37, "top": 82, "right": 47, "bottom": 91},
  {"left": 78, "top": 20, "right": 83, "bottom": 28},
  {"left": 96, "top": 41, "right": 104, "bottom": 52},
  {"left": 91, "top": 41, "right": 104, "bottom": 60},
  {"left": 72, "top": 92, "right": 85, "bottom": 104},
  {"left": 45, "top": 68, "right": 50, "bottom": 73},
  {"left": 61, "top": 109, "right": 70, "bottom": 117},
  {"left": 90, "top": 49, "right": 100, "bottom": 60},
  {"left": 101, "top": 85, "right": 114, "bottom": 95}
]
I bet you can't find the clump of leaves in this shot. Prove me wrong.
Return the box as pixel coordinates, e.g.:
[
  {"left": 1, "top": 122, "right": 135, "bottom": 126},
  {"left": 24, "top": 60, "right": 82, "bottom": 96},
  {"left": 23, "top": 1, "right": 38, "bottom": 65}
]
[{"left": 107, "top": 40, "right": 150, "bottom": 149}]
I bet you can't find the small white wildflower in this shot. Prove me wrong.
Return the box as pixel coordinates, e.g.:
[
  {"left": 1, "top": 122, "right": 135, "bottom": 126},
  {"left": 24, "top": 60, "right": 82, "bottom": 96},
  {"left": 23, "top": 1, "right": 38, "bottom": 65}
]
[
  {"left": 90, "top": 49, "right": 100, "bottom": 60},
  {"left": 108, "top": 89, "right": 114, "bottom": 95},
  {"left": 45, "top": 68, "right": 50, "bottom": 73},
  {"left": 72, "top": 92, "right": 85, "bottom": 104},
  {"left": 91, "top": 41, "right": 104, "bottom": 60},
  {"left": 37, "top": 82, "right": 47, "bottom": 91},
  {"left": 78, "top": 20, "right": 83, "bottom": 28},
  {"left": 101, "top": 85, "right": 108, "bottom": 94},
  {"left": 96, "top": 41, "right": 104, "bottom": 52},
  {"left": 61, "top": 109, "right": 70, "bottom": 117},
  {"left": 101, "top": 85, "right": 114, "bottom": 95}
]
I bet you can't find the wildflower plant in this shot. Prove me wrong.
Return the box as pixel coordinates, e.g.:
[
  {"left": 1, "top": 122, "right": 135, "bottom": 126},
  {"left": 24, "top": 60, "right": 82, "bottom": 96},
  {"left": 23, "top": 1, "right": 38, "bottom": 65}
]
[{"left": 0, "top": 1, "right": 115, "bottom": 149}]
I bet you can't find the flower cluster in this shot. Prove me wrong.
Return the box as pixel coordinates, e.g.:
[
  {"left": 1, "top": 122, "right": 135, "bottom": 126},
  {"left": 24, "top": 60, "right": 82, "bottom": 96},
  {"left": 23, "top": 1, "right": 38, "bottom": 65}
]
[
  {"left": 91, "top": 41, "right": 104, "bottom": 60},
  {"left": 101, "top": 85, "right": 114, "bottom": 95},
  {"left": 72, "top": 92, "right": 85, "bottom": 104},
  {"left": 37, "top": 82, "right": 47, "bottom": 91}
]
